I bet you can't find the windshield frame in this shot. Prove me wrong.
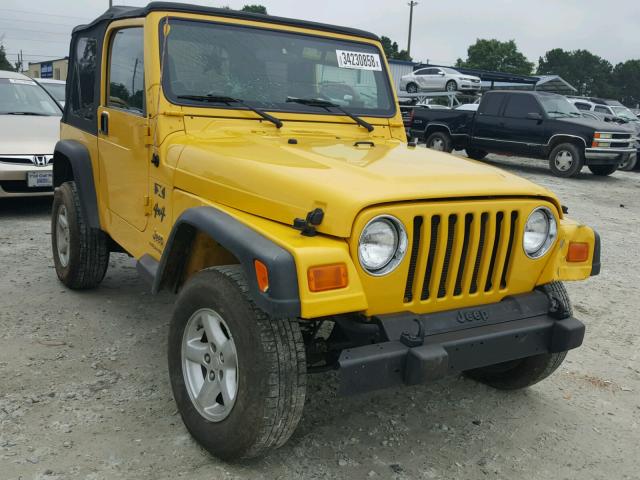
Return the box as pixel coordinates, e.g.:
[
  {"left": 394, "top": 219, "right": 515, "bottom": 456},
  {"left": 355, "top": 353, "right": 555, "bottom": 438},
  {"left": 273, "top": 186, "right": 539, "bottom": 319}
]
[
  {"left": 158, "top": 17, "right": 397, "bottom": 119},
  {"left": 0, "top": 78, "right": 63, "bottom": 116}
]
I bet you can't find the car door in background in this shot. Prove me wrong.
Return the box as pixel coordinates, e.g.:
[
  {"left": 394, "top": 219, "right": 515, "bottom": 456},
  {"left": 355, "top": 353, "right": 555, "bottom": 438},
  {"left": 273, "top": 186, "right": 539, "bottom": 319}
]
[
  {"left": 498, "top": 93, "right": 547, "bottom": 155},
  {"left": 471, "top": 92, "right": 508, "bottom": 151}
]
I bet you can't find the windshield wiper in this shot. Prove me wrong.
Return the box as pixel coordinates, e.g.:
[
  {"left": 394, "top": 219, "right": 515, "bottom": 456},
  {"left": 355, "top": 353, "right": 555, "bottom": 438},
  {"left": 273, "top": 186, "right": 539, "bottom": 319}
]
[
  {"left": 176, "top": 94, "right": 282, "bottom": 128},
  {"left": 546, "top": 110, "right": 571, "bottom": 118},
  {"left": 286, "top": 97, "right": 374, "bottom": 132},
  {"left": 4, "top": 111, "right": 49, "bottom": 116}
]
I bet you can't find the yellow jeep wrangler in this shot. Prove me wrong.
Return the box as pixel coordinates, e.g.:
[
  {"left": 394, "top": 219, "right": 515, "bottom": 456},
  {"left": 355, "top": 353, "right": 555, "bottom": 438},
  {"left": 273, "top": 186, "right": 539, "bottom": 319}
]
[{"left": 51, "top": 2, "right": 600, "bottom": 460}]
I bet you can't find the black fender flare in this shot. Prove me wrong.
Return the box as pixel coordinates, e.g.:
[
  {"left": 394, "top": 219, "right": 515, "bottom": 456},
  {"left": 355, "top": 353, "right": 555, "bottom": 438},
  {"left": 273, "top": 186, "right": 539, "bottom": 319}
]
[
  {"left": 141, "top": 206, "right": 301, "bottom": 318},
  {"left": 53, "top": 140, "right": 101, "bottom": 230}
]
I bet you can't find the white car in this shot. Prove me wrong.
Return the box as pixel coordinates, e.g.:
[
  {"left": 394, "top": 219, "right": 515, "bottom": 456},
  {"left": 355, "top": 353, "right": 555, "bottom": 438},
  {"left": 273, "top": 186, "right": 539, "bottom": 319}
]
[
  {"left": 400, "top": 67, "right": 481, "bottom": 94},
  {"left": 0, "top": 70, "right": 62, "bottom": 198},
  {"left": 35, "top": 78, "right": 66, "bottom": 107}
]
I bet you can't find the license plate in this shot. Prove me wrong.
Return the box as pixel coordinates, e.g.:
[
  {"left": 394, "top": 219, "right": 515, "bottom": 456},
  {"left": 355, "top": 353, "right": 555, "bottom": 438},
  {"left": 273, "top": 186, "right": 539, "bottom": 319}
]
[{"left": 27, "top": 171, "right": 53, "bottom": 188}]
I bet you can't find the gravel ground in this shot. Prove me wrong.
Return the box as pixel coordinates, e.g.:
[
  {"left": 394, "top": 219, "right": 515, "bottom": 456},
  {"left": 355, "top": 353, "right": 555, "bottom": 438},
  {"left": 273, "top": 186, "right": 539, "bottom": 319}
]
[{"left": 1, "top": 154, "right": 639, "bottom": 480}]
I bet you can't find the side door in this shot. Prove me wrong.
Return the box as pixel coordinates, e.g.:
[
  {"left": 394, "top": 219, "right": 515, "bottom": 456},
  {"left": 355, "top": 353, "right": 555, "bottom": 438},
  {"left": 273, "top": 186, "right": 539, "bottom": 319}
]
[
  {"left": 471, "top": 92, "right": 508, "bottom": 151},
  {"left": 499, "top": 93, "right": 547, "bottom": 155},
  {"left": 430, "top": 68, "right": 447, "bottom": 90},
  {"left": 412, "top": 69, "right": 430, "bottom": 89},
  {"left": 97, "top": 24, "right": 149, "bottom": 232}
]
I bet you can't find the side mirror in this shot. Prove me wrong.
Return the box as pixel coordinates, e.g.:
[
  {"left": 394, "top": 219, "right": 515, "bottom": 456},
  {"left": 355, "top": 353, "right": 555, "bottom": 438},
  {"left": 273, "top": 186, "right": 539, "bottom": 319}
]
[
  {"left": 439, "top": 72, "right": 445, "bottom": 76},
  {"left": 526, "top": 112, "right": 543, "bottom": 121}
]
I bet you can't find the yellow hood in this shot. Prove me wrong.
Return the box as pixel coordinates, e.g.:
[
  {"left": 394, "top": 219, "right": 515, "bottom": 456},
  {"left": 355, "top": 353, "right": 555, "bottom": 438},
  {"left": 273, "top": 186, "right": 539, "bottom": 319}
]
[{"left": 173, "top": 132, "right": 559, "bottom": 238}]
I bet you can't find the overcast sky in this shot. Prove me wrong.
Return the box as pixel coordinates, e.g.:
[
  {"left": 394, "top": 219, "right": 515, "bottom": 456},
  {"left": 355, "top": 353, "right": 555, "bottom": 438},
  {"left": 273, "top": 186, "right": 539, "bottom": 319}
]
[{"left": 1, "top": 0, "right": 638, "bottom": 68}]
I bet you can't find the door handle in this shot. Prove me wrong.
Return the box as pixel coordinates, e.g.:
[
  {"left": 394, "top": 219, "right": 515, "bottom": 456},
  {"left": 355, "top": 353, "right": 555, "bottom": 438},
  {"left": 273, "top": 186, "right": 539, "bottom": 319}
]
[{"left": 100, "top": 111, "right": 109, "bottom": 135}]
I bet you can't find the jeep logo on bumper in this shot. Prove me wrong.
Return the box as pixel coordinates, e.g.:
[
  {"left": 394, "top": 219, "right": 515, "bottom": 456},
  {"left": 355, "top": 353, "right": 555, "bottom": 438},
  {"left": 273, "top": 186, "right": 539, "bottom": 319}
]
[{"left": 457, "top": 309, "right": 489, "bottom": 324}]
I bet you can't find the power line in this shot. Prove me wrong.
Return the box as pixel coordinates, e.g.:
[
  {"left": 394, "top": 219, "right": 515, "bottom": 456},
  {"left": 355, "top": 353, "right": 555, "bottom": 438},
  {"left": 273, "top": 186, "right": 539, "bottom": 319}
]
[
  {"left": 0, "top": 17, "right": 79, "bottom": 28},
  {"left": 0, "top": 26, "right": 72, "bottom": 36},
  {"left": 0, "top": 8, "right": 90, "bottom": 21},
  {"left": 1, "top": 36, "right": 69, "bottom": 44}
]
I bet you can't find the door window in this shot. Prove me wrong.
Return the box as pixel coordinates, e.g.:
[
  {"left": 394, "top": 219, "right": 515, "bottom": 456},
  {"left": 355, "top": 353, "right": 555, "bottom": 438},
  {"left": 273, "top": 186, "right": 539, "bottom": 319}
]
[
  {"left": 414, "top": 69, "right": 429, "bottom": 76},
  {"left": 574, "top": 102, "right": 591, "bottom": 111},
  {"left": 107, "top": 27, "right": 144, "bottom": 114},
  {"left": 478, "top": 93, "right": 504, "bottom": 116},
  {"left": 594, "top": 106, "right": 609, "bottom": 114},
  {"left": 503, "top": 94, "right": 541, "bottom": 119}
]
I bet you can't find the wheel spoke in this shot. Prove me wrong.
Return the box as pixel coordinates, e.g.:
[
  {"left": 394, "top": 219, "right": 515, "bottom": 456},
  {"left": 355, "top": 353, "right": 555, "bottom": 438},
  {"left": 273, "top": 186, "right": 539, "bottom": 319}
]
[
  {"left": 220, "top": 341, "right": 237, "bottom": 369},
  {"left": 58, "top": 213, "right": 68, "bottom": 230},
  {"left": 220, "top": 376, "right": 234, "bottom": 406},
  {"left": 202, "top": 313, "right": 228, "bottom": 348},
  {"left": 185, "top": 340, "right": 208, "bottom": 364},
  {"left": 197, "top": 378, "right": 221, "bottom": 407}
]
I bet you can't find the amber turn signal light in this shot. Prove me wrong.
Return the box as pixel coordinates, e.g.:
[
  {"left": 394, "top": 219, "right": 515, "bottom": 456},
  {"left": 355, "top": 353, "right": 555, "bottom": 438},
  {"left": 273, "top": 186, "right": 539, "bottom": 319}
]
[
  {"left": 567, "top": 242, "right": 589, "bottom": 262},
  {"left": 308, "top": 264, "right": 348, "bottom": 292},
  {"left": 254, "top": 259, "right": 269, "bottom": 292}
]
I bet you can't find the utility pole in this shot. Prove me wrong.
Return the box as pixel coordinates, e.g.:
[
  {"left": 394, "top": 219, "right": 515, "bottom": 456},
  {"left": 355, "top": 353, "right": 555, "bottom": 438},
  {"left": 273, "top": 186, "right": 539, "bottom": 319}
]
[
  {"left": 109, "top": 0, "right": 113, "bottom": 8},
  {"left": 407, "top": 1, "right": 418, "bottom": 56}
]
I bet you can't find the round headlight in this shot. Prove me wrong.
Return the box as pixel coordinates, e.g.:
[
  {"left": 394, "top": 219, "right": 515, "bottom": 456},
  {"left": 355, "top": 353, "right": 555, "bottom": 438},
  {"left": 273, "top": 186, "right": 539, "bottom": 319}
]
[
  {"left": 358, "top": 216, "right": 408, "bottom": 275},
  {"left": 523, "top": 207, "right": 557, "bottom": 258}
]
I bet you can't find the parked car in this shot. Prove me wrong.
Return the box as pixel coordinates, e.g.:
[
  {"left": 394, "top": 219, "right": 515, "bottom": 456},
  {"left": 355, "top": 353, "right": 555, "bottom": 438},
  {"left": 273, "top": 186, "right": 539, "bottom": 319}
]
[
  {"left": 455, "top": 103, "right": 479, "bottom": 111},
  {"left": 0, "top": 70, "right": 61, "bottom": 198},
  {"left": 568, "top": 97, "right": 640, "bottom": 125},
  {"left": 35, "top": 78, "right": 66, "bottom": 107},
  {"left": 407, "top": 90, "right": 636, "bottom": 177},
  {"left": 53, "top": 4, "right": 599, "bottom": 460},
  {"left": 400, "top": 67, "right": 481, "bottom": 94}
]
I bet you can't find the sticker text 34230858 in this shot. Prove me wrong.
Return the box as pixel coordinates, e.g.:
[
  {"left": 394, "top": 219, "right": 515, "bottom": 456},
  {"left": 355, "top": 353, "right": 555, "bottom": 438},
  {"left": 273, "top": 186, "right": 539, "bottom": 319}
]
[{"left": 336, "top": 50, "right": 382, "bottom": 71}]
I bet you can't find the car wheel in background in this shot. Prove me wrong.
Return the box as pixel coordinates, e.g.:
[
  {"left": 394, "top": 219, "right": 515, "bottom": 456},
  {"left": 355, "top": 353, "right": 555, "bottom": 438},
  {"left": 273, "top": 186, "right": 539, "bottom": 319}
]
[
  {"left": 618, "top": 153, "right": 637, "bottom": 171},
  {"left": 51, "top": 181, "right": 110, "bottom": 289},
  {"left": 466, "top": 148, "right": 488, "bottom": 160},
  {"left": 406, "top": 83, "right": 418, "bottom": 94},
  {"left": 548, "top": 143, "right": 584, "bottom": 177},
  {"left": 445, "top": 80, "right": 457, "bottom": 92},
  {"left": 588, "top": 164, "right": 618, "bottom": 176},
  {"left": 425, "top": 131, "right": 453, "bottom": 153}
]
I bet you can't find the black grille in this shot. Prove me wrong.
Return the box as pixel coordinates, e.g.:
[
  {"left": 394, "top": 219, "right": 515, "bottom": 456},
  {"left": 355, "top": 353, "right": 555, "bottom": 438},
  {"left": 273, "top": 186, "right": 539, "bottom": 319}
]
[{"left": 0, "top": 180, "right": 53, "bottom": 193}]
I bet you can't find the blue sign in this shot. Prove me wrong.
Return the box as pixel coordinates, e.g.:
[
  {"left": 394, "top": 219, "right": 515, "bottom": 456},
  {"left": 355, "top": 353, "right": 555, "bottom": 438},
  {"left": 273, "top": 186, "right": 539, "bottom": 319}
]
[{"left": 41, "top": 62, "right": 53, "bottom": 78}]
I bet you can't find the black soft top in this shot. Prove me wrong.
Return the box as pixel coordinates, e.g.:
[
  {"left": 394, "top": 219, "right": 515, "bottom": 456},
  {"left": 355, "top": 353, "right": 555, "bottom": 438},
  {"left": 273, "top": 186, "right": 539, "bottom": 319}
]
[{"left": 73, "top": 1, "right": 379, "bottom": 41}]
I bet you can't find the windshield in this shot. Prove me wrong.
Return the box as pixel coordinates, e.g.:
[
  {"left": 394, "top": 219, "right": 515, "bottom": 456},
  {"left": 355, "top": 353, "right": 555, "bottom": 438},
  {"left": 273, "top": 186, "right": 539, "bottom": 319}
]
[
  {"left": 163, "top": 19, "right": 394, "bottom": 117},
  {"left": 611, "top": 106, "right": 638, "bottom": 121},
  {"left": 41, "top": 83, "right": 66, "bottom": 103},
  {"left": 539, "top": 95, "right": 581, "bottom": 118},
  {"left": 0, "top": 78, "right": 62, "bottom": 116}
]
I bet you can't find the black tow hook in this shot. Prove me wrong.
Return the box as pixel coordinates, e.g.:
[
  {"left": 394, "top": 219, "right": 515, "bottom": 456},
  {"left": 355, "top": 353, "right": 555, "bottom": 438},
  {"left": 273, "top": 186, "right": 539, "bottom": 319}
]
[{"left": 399, "top": 318, "right": 425, "bottom": 347}]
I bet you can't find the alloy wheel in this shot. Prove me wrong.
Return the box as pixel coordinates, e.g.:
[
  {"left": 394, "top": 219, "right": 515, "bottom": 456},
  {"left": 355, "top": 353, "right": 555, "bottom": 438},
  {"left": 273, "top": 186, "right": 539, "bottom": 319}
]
[
  {"left": 182, "top": 308, "right": 239, "bottom": 422},
  {"left": 56, "top": 205, "right": 70, "bottom": 268}
]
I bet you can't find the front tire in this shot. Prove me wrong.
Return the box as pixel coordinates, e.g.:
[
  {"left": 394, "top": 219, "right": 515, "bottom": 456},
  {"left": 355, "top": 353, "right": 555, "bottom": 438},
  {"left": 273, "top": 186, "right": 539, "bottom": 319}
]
[
  {"left": 548, "top": 143, "right": 584, "bottom": 177},
  {"left": 588, "top": 164, "right": 618, "bottom": 176},
  {"left": 445, "top": 80, "right": 457, "bottom": 92},
  {"left": 425, "top": 131, "right": 453, "bottom": 152},
  {"left": 465, "top": 282, "right": 570, "bottom": 390},
  {"left": 51, "top": 181, "right": 109, "bottom": 289},
  {"left": 406, "top": 82, "right": 418, "bottom": 94},
  {"left": 466, "top": 148, "right": 488, "bottom": 160},
  {"left": 168, "top": 266, "right": 306, "bottom": 460},
  {"left": 617, "top": 153, "right": 637, "bottom": 171}
]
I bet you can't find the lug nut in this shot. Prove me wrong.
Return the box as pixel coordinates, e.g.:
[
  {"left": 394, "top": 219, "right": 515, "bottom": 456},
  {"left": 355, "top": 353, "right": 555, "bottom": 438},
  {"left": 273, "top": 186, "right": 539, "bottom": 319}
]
[
  {"left": 219, "top": 353, "right": 224, "bottom": 364},
  {"left": 204, "top": 354, "right": 211, "bottom": 363},
  {"left": 209, "top": 371, "right": 216, "bottom": 381}
]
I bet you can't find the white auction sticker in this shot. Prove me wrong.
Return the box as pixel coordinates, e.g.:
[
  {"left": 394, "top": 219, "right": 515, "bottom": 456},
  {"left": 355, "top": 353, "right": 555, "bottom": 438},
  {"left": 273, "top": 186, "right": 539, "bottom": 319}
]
[
  {"left": 9, "top": 79, "right": 36, "bottom": 85},
  {"left": 336, "top": 50, "right": 382, "bottom": 71}
]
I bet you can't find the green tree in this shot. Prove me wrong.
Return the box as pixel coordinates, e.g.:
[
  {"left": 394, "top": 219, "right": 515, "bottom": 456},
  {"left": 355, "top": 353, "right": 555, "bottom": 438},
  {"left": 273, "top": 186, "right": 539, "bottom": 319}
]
[
  {"left": 241, "top": 4, "right": 267, "bottom": 14},
  {"left": 537, "top": 48, "right": 614, "bottom": 97},
  {"left": 456, "top": 39, "right": 534, "bottom": 75},
  {"left": 611, "top": 60, "right": 640, "bottom": 106},
  {"left": 380, "top": 35, "right": 412, "bottom": 61},
  {"left": 0, "top": 44, "right": 14, "bottom": 71}
]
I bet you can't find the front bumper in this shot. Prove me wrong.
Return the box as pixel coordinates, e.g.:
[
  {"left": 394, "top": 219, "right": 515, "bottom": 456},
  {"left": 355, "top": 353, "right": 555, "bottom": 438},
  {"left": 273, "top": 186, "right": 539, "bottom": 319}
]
[
  {"left": 584, "top": 147, "right": 636, "bottom": 165},
  {"left": 338, "top": 291, "right": 584, "bottom": 395},
  {"left": 0, "top": 161, "right": 53, "bottom": 198}
]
